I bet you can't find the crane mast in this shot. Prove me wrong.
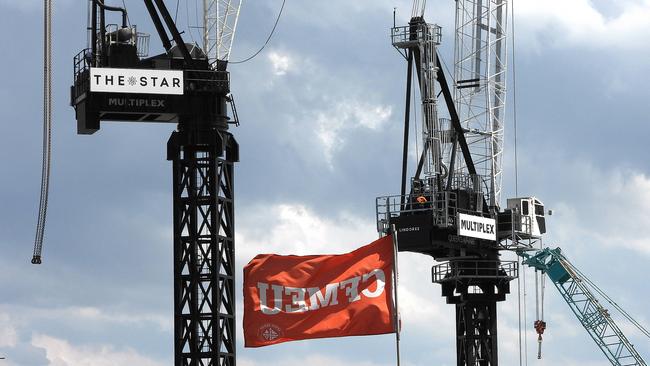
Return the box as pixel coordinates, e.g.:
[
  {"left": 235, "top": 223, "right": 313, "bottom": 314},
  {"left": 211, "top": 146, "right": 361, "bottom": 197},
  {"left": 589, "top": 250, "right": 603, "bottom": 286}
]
[{"left": 454, "top": 0, "right": 507, "bottom": 207}]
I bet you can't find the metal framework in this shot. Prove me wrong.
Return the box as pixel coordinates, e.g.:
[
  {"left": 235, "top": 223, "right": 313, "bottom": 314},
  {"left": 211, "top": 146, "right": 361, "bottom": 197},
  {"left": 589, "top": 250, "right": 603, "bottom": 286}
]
[
  {"left": 170, "top": 129, "right": 238, "bottom": 366},
  {"left": 431, "top": 259, "right": 516, "bottom": 366},
  {"left": 457, "top": 301, "right": 498, "bottom": 365},
  {"left": 203, "top": 0, "right": 242, "bottom": 68},
  {"left": 453, "top": 0, "right": 507, "bottom": 207},
  {"left": 522, "top": 248, "right": 647, "bottom": 366},
  {"left": 392, "top": 21, "right": 444, "bottom": 181},
  {"left": 496, "top": 210, "right": 541, "bottom": 251}
]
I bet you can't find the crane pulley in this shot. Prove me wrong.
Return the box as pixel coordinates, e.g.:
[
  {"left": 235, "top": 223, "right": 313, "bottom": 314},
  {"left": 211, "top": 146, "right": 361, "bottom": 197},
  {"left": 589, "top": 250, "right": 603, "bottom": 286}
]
[{"left": 534, "top": 318, "right": 546, "bottom": 359}]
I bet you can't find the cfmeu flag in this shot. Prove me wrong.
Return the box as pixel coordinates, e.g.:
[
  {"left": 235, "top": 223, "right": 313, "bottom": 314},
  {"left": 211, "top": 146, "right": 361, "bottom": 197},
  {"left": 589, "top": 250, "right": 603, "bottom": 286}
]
[{"left": 243, "top": 236, "right": 395, "bottom": 347}]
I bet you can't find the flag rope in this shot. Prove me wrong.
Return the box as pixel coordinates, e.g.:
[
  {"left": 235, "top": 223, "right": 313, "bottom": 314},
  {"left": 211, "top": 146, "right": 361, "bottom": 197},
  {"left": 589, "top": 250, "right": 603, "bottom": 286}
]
[{"left": 391, "top": 226, "right": 401, "bottom": 366}]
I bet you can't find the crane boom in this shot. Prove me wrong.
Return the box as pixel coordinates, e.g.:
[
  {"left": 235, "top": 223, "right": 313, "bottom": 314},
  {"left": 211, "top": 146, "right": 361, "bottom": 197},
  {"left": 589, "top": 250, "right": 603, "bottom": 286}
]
[
  {"left": 204, "top": 0, "right": 242, "bottom": 69},
  {"left": 521, "top": 248, "right": 648, "bottom": 366},
  {"left": 453, "top": 0, "right": 507, "bottom": 207},
  {"left": 411, "top": 0, "right": 427, "bottom": 17}
]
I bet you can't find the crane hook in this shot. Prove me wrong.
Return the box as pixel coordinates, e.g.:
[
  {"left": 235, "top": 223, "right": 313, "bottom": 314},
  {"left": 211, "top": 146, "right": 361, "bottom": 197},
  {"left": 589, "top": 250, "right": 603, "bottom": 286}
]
[{"left": 534, "top": 319, "right": 547, "bottom": 359}]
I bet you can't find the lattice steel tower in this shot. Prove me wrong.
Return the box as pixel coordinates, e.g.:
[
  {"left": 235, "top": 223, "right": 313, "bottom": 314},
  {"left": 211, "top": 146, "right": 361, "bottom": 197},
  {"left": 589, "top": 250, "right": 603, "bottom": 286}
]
[
  {"left": 378, "top": 1, "right": 515, "bottom": 365},
  {"left": 69, "top": 1, "right": 241, "bottom": 365},
  {"left": 203, "top": 0, "right": 242, "bottom": 69},
  {"left": 453, "top": 0, "right": 507, "bottom": 207}
]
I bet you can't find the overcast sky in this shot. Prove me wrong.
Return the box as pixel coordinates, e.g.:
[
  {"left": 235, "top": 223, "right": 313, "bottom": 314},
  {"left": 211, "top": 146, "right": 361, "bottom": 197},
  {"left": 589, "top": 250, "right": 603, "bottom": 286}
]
[{"left": 1, "top": 0, "right": 649, "bottom": 365}]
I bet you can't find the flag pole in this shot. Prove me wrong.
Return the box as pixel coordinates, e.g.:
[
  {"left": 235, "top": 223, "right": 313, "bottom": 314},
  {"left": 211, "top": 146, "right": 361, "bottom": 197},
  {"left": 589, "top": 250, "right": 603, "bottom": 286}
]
[{"left": 391, "top": 225, "right": 401, "bottom": 366}]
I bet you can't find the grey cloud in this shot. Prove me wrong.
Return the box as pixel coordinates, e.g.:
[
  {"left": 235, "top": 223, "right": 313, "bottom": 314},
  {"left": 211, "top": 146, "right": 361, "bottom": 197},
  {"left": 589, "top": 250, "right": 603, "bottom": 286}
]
[{"left": 1, "top": 0, "right": 649, "bottom": 365}]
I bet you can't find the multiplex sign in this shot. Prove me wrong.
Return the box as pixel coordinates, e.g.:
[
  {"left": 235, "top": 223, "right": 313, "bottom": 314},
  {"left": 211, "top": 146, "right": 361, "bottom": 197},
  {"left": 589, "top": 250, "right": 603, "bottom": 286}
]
[
  {"left": 90, "top": 67, "right": 184, "bottom": 95},
  {"left": 458, "top": 213, "right": 496, "bottom": 241}
]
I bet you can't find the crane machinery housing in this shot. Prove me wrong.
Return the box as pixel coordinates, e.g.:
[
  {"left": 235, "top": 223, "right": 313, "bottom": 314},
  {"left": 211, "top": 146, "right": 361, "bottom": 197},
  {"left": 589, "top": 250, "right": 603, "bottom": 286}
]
[{"left": 66, "top": 1, "right": 242, "bottom": 364}]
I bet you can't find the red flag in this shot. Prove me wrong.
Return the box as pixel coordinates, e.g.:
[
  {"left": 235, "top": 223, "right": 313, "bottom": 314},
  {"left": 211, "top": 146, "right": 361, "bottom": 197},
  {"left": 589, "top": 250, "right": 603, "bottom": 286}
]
[{"left": 243, "top": 235, "right": 395, "bottom": 347}]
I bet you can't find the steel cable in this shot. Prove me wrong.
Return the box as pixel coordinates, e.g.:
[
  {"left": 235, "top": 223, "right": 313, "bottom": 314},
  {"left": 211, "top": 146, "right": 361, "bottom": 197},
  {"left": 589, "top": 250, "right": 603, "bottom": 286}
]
[
  {"left": 562, "top": 254, "right": 650, "bottom": 339},
  {"left": 33, "top": 0, "right": 53, "bottom": 264},
  {"left": 230, "top": 0, "right": 286, "bottom": 64},
  {"left": 517, "top": 268, "right": 523, "bottom": 366},
  {"left": 522, "top": 260, "right": 529, "bottom": 365},
  {"left": 511, "top": 0, "right": 519, "bottom": 197}
]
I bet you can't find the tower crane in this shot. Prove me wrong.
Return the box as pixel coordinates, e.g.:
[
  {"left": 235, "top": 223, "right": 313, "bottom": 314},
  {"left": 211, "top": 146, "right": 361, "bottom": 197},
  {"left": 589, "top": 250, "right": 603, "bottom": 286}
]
[
  {"left": 34, "top": 1, "right": 242, "bottom": 364},
  {"left": 520, "top": 247, "right": 649, "bottom": 366},
  {"left": 377, "top": 0, "right": 512, "bottom": 364},
  {"left": 379, "top": 1, "right": 648, "bottom": 365}
]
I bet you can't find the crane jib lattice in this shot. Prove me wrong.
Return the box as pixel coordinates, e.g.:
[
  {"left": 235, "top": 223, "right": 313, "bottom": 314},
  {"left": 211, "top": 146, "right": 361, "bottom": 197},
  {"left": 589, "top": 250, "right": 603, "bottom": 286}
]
[{"left": 522, "top": 248, "right": 648, "bottom": 366}]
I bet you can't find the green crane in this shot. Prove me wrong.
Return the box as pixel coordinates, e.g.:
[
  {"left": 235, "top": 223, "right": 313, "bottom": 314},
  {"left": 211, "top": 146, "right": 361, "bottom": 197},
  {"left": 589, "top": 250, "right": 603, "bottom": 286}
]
[{"left": 519, "top": 247, "right": 649, "bottom": 366}]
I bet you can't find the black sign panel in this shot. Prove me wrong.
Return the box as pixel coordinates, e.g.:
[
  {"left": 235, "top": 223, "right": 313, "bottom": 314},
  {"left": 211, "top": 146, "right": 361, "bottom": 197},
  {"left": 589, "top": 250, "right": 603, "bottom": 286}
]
[{"left": 94, "top": 93, "right": 179, "bottom": 115}]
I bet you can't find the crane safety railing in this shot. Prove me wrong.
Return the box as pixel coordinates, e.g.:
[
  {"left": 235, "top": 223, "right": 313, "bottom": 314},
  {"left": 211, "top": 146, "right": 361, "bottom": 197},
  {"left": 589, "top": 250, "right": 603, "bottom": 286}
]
[
  {"left": 376, "top": 191, "right": 491, "bottom": 235},
  {"left": 376, "top": 192, "right": 457, "bottom": 234},
  {"left": 391, "top": 23, "right": 442, "bottom": 49},
  {"left": 72, "top": 49, "right": 93, "bottom": 101},
  {"left": 448, "top": 172, "right": 486, "bottom": 194},
  {"left": 73, "top": 48, "right": 93, "bottom": 77},
  {"left": 78, "top": 26, "right": 150, "bottom": 71},
  {"left": 522, "top": 248, "right": 648, "bottom": 366},
  {"left": 104, "top": 24, "right": 150, "bottom": 58},
  {"left": 185, "top": 70, "right": 230, "bottom": 92},
  {"left": 497, "top": 211, "right": 538, "bottom": 251},
  {"left": 432, "top": 260, "right": 518, "bottom": 283},
  {"left": 71, "top": 56, "right": 231, "bottom": 101}
]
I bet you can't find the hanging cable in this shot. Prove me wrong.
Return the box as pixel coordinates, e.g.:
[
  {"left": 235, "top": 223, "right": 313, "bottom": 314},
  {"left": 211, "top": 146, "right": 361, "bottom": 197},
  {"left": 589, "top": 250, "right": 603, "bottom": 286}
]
[
  {"left": 230, "top": 0, "right": 286, "bottom": 64},
  {"left": 33, "top": 0, "right": 53, "bottom": 265},
  {"left": 511, "top": 0, "right": 519, "bottom": 196},
  {"left": 534, "top": 270, "right": 539, "bottom": 321},
  {"left": 194, "top": 0, "right": 201, "bottom": 39},
  {"left": 121, "top": 0, "right": 130, "bottom": 26},
  {"left": 522, "top": 259, "right": 529, "bottom": 365},
  {"left": 413, "top": 69, "right": 420, "bottom": 163},
  {"left": 517, "top": 269, "right": 524, "bottom": 366},
  {"left": 439, "top": 56, "right": 456, "bottom": 85},
  {"left": 184, "top": 0, "right": 196, "bottom": 45},
  {"left": 563, "top": 257, "right": 650, "bottom": 339},
  {"left": 534, "top": 269, "right": 546, "bottom": 359}
]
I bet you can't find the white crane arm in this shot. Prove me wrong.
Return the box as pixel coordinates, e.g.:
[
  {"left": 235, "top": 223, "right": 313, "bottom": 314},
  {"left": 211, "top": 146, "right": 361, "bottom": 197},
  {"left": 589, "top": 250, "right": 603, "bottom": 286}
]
[{"left": 204, "top": 0, "right": 242, "bottom": 66}]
